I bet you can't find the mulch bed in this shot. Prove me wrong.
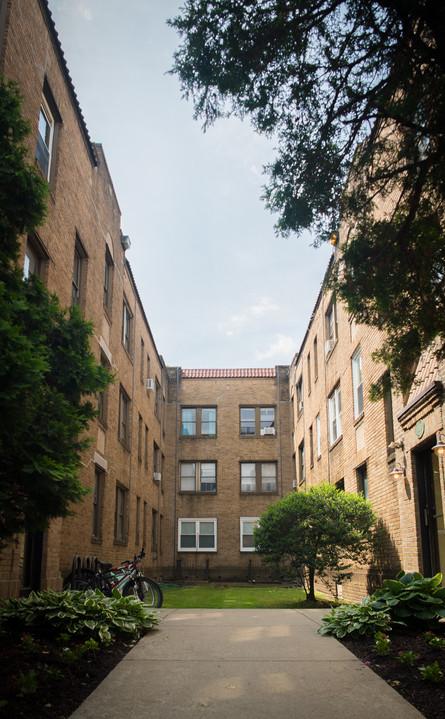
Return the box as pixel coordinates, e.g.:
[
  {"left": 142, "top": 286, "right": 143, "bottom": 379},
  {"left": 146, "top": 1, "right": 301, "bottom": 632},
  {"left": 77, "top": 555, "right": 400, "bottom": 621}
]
[
  {"left": 341, "top": 625, "right": 445, "bottom": 719},
  {"left": 1, "top": 622, "right": 444, "bottom": 718},
  {"left": 0, "top": 627, "right": 135, "bottom": 718}
]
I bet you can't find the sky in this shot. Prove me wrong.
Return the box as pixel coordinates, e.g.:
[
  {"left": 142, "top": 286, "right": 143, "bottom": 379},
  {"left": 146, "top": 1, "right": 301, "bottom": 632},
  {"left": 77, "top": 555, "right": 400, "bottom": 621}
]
[{"left": 49, "top": 0, "right": 333, "bottom": 369}]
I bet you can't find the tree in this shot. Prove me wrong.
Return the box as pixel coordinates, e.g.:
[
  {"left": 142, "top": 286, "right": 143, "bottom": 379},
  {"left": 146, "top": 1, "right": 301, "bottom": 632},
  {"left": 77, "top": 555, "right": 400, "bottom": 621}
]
[
  {"left": 254, "top": 483, "right": 376, "bottom": 601},
  {"left": 0, "top": 77, "right": 113, "bottom": 546},
  {"left": 169, "top": 1, "right": 445, "bottom": 394}
]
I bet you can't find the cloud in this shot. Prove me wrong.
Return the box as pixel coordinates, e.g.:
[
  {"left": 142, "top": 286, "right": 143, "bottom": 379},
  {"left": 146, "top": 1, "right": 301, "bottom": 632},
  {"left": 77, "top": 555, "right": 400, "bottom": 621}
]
[
  {"left": 219, "top": 296, "right": 278, "bottom": 338},
  {"left": 255, "top": 334, "right": 296, "bottom": 362}
]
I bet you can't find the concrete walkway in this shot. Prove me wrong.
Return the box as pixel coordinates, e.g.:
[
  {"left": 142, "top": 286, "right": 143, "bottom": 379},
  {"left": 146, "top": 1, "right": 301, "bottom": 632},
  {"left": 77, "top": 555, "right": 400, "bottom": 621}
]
[{"left": 70, "top": 608, "right": 424, "bottom": 719}]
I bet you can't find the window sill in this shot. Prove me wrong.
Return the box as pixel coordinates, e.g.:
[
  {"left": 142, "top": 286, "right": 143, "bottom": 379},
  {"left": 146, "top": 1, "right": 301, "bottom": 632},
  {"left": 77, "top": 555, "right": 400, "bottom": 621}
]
[
  {"left": 103, "top": 305, "right": 112, "bottom": 325},
  {"left": 354, "top": 412, "right": 364, "bottom": 427},
  {"left": 178, "top": 491, "right": 217, "bottom": 496},
  {"left": 240, "top": 491, "right": 278, "bottom": 496},
  {"left": 91, "top": 536, "right": 102, "bottom": 545},
  {"left": 180, "top": 435, "right": 217, "bottom": 439},
  {"left": 113, "top": 538, "right": 128, "bottom": 547},
  {"left": 118, "top": 437, "right": 131, "bottom": 452},
  {"left": 329, "top": 435, "right": 343, "bottom": 451}
]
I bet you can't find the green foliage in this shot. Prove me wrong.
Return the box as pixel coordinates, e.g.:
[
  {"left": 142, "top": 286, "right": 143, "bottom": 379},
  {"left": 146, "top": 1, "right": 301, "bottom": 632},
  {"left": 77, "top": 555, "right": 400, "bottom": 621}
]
[
  {"left": 0, "top": 76, "right": 48, "bottom": 268},
  {"left": 398, "top": 651, "right": 419, "bottom": 666},
  {"left": 0, "top": 77, "right": 113, "bottom": 544},
  {"left": 419, "top": 661, "right": 443, "bottom": 682},
  {"left": 371, "top": 571, "right": 445, "bottom": 626},
  {"left": 373, "top": 631, "right": 391, "bottom": 656},
  {"left": 0, "top": 589, "right": 160, "bottom": 642},
  {"left": 169, "top": 2, "right": 445, "bottom": 394},
  {"left": 16, "top": 669, "right": 38, "bottom": 695},
  {"left": 254, "top": 483, "right": 376, "bottom": 601},
  {"left": 317, "top": 596, "right": 394, "bottom": 639},
  {"left": 424, "top": 631, "right": 445, "bottom": 650}
]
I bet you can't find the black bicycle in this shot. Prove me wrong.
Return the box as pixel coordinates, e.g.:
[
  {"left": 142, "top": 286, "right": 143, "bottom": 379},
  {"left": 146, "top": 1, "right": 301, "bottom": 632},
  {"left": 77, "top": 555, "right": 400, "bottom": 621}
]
[{"left": 64, "top": 548, "right": 163, "bottom": 608}]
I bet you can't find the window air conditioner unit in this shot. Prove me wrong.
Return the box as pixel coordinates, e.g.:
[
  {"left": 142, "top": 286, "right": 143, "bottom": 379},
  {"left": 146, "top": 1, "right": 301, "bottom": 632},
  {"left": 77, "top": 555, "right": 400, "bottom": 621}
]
[
  {"left": 325, "top": 339, "right": 335, "bottom": 355},
  {"left": 153, "top": 472, "right": 161, "bottom": 483},
  {"left": 292, "top": 480, "right": 298, "bottom": 489},
  {"left": 261, "top": 427, "right": 276, "bottom": 436},
  {"left": 146, "top": 379, "right": 155, "bottom": 391},
  {"left": 121, "top": 234, "right": 131, "bottom": 251}
]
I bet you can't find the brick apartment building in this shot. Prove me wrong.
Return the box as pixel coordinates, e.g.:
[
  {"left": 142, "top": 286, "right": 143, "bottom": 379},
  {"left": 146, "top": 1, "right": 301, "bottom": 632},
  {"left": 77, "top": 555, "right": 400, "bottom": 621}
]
[{"left": 0, "top": 0, "right": 444, "bottom": 601}]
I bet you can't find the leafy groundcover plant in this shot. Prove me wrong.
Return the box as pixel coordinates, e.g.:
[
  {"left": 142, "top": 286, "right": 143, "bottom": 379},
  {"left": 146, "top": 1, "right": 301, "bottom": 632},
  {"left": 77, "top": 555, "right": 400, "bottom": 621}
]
[
  {"left": 317, "top": 596, "right": 395, "bottom": 639},
  {"left": 0, "top": 588, "right": 160, "bottom": 641},
  {"left": 371, "top": 571, "right": 445, "bottom": 625}
]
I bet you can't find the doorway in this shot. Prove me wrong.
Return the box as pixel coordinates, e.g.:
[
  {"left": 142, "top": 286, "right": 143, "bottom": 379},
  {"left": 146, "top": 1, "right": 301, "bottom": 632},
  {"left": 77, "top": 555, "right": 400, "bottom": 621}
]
[
  {"left": 415, "top": 448, "right": 445, "bottom": 579},
  {"left": 20, "top": 531, "right": 43, "bottom": 596}
]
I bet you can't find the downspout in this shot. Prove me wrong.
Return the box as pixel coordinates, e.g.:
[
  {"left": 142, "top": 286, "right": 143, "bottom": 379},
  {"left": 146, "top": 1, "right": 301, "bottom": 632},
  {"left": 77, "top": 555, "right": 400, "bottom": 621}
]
[
  {"left": 127, "top": 288, "right": 137, "bottom": 539},
  {"left": 173, "top": 368, "right": 179, "bottom": 573},
  {"left": 321, "top": 292, "right": 331, "bottom": 483},
  {"left": 277, "top": 367, "right": 284, "bottom": 497}
]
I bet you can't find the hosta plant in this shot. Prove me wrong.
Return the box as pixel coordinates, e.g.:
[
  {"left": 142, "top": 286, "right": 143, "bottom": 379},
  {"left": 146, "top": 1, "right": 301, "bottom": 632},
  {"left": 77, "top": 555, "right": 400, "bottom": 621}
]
[
  {"left": 371, "top": 571, "right": 445, "bottom": 626},
  {"left": 0, "top": 588, "right": 160, "bottom": 642},
  {"left": 317, "top": 596, "right": 395, "bottom": 639}
]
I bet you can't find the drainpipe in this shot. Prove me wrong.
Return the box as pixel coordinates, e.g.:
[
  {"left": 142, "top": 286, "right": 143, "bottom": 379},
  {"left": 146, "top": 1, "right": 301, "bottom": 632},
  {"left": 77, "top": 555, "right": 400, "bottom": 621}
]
[
  {"left": 173, "top": 367, "right": 179, "bottom": 574},
  {"left": 277, "top": 366, "right": 284, "bottom": 497},
  {"left": 127, "top": 288, "right": 137, "bottom": 539},
  {"left": 321, "top": 293, "right": 331, "bottom": 483}
]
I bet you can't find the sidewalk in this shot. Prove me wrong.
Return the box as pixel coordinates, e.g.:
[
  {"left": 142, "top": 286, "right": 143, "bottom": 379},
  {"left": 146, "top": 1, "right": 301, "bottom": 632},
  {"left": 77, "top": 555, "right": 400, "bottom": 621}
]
[{"left": 70, "top": 608, "right": 424, "bottom": 719}]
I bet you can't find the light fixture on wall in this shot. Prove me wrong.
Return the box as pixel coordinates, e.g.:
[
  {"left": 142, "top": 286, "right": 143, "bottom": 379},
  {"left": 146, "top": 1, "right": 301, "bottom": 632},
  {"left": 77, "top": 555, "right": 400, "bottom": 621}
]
[
  {"left": 432, "top": 432, "right": 445, "bottom": 457},
  {"left": 389, "top": 464, "right": 406, "bottom": 480}
]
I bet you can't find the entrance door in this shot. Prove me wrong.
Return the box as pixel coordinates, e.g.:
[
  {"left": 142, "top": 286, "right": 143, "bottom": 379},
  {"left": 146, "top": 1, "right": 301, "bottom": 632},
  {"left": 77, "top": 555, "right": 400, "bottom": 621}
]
[
  {"left": 20, "top": 532, "right": 43, "bottom": 596},
  {"left": 415, "top": 449, "right": 445, "bottom": 578}
]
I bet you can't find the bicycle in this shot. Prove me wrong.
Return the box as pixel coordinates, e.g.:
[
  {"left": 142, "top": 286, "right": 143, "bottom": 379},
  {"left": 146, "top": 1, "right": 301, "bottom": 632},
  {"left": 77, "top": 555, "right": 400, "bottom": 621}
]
[{"left": 64, "top": 548, "right": 163, "bottom": 608}]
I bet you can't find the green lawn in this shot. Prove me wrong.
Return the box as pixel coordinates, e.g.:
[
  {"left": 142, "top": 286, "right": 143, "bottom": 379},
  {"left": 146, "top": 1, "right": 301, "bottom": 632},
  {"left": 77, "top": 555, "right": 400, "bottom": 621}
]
[{"left": 159, "top": 583, "right": 335, "bottom": 609}]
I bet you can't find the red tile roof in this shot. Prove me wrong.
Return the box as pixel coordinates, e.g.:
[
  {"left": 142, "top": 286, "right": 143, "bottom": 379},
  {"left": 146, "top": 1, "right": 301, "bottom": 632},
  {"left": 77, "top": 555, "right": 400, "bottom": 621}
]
[{"left": 181, "top": 368, "right": 276, "bottom": 379}]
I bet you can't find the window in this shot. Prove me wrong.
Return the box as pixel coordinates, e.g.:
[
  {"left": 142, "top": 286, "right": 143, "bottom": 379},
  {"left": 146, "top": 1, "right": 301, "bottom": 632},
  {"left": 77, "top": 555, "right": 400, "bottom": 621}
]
[
  {"left": 92, "top": 467, "right": 104, "bottom": 539},
  {"left": 313, "top": 336, "right": 318, "bottom": 380},
  {"left": 240, "top": 407, "right": 275, "bottom": 436},
  {"left": 153, "top": 441, "right": 160, "bottom": 477},
  {"left": 140, "top": 339, "right": 145, "bottom": 383},
  {"left": 296, "top": 377, "right": 303, "bottom": 415},
  {"left": 240, "top": 517, "right": 259, "bottom": 552},
  {"left": 178, "top": 518, "right": 217, "bottom": 551},
  {"left": 316, "top": 413, "right": 321, "bottom": 458},
  {"left": 383, "top": 373, "right": 395, "bottom": 454},
  {"left": 180, "top": 462, "right": 216, "bottom": 492},
  {"left": 357, "top": 464, "right": 369, "bottom": 500},
  {"left": 352, "top": 347, "right": 364, "bottom": 419},
  {"left": 328, "top": 385, "right": 342, "bottom": 445},
  {"left": 135, "top": 496, "right": 141, "bottom": 546},
  {"left": 307, "top": 353, "right": 312, "bottom": 394},
  {"left": 118, "top": 385, "right": 131, "bottom": 447},
  {"left": 155, "top": 378, "right": 161, "bottom": 416},
  {"left": 98, "top": 354, "right": 110, "bottom": 426},
  {"left": 146, "top": 354, "right": 151, "bottom": 386},
  {"left": 143, "top": 501, "right": 147, "bottom": 547},
  {"left": 103, "top": 246, "right": 113, "bottom": 315},
  {"left": 336, "top": 478, "right": 345, "bottom": 492},
  {"left": 309, "top": 425, "right": 314, "bottom": 467},
  {"left": 35, "top": 80, "right": 61, "bottom": 185},
  {"left": 325, "top": 302, "right": 337, "bottom": 354},
  {"left": 122, "top": 298, "right": 133, "bottom": 353},
  {"left": 144, "top": 425, "right": 149, "bottom": 469},
  {"left": 71, "top": 236, "right": 87, "bottom": 307},
  {"left": 181, "top": 407, "right": 217, "bottom": 436},
  {"left": 240, "top": 462, "right": 277, "bottom": 493},
  {"left": 298, "top": 441, "right": 305, "bottom": 484},
  {"left": 114, "top": 484, "right": 128, "bottom": 542},
  {"left": 137, "top": 414, "right": 143, "bottom": 461},
  {"left": 24, "top": 236, "right": 47, "bottom": 279},
  {"left": 152, "top": 509, "right": 158, "bottom": 552}
]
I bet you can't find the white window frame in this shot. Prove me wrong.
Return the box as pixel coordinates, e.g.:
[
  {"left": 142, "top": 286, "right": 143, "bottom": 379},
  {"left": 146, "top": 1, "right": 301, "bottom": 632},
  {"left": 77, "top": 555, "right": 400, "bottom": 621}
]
[
  {"left": 240, "top": 517, "right": 259, "bottom": 552},
  {"left": 180, "top": 461, "right": 217, "bottom": 492},
  {"left": 328, "top": 385, "right": 342, "bottom": 445},
  {"left": 178, "top": 518, "right": 217, "bottom": 552},
  {"left": 352, "top": 347, "right": 364, "bottom": 419},
  {"left": 316, "top": 413, "right": 321, "bottom": 458},
  {"left": 36, "top": 99, "right": 54, "bottom": 180}
]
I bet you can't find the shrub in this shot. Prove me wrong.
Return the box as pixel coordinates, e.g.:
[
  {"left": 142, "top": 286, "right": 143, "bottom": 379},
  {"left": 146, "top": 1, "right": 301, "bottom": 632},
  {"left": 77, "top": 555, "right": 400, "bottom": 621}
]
[
  {"left": 317, "top": 596, "right": 395, "bottom": 639},
  {"left": 0, "top": 588, "right": 160, "bottom": 642},
  {"left": 371, "top": 571, "right": 445, "bottom": 626}
]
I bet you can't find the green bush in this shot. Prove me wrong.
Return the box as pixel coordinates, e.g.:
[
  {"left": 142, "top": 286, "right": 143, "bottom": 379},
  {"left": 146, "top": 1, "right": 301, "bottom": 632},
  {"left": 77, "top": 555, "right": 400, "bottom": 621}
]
[
  {"left": 371, "top": 571, "right": 445, "bottom": 626},
  {"left": 317, "top": 596, "right": 395, "bottom": 638},
  {"left": 0, "top": 588, "right": 160, "bottom": 642}
]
